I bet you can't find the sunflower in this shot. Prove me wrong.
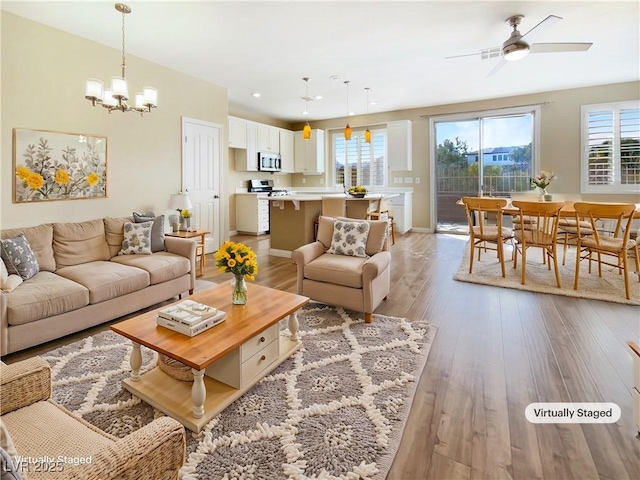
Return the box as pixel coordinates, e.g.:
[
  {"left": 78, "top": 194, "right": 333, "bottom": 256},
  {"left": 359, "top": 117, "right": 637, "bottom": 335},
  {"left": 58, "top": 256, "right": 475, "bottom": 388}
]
[
  {"left": 54, "top": 169, "right": 69, "bottom": 185},
  {"left": 26, "top": 172, "right": 44, "bottom": 190},
  {"left": 16, "top": 166, "right": 30, "bottom": 181},
  {"left": 87, "top": 172, "right": 100, "bottom": 187}
]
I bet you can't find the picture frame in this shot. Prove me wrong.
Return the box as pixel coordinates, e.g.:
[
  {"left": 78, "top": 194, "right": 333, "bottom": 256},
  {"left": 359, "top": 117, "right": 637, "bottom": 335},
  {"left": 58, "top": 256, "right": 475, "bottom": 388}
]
[{"left": 13, "top": 128, "right": 107, "bottom": 203}]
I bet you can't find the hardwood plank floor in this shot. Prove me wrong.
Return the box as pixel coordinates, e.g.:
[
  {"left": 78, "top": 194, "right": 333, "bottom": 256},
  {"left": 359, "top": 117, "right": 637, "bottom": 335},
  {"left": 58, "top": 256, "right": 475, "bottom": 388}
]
[{"left": 4, "top": 232, "right": 639, "bottom": 479}]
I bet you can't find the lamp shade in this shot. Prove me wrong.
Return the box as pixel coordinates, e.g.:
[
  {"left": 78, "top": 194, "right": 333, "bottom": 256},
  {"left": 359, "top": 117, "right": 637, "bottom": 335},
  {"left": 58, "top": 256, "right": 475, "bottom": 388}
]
[
  {"left": 364, "top": 128, "right": 372, "bottom": 143},
  {"left": 344, "top": 124, "right": 352, "bottom": 141},
  {"left": 303, "top": 122, "right": 311, "bottom": 140},
  {"left": 168, "top": 193, "right": 193, "bottom": 211}
]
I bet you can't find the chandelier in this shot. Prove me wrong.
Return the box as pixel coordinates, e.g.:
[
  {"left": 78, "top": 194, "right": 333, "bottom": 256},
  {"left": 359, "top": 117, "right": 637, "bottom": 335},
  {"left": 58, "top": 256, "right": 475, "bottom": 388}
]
[{"left": 84, "top": 3, "right": 158, "bottom": 115}]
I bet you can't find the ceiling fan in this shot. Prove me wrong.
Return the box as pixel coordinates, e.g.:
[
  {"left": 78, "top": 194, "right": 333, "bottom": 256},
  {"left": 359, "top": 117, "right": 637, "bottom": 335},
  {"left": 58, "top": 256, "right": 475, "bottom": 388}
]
[{"left": 447, "top": 14, "right": 593, "bottom": 76}]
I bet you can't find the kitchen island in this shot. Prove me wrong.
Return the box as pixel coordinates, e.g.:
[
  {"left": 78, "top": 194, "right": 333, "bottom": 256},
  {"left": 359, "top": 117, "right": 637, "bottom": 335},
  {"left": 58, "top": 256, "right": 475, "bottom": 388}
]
[{"left": 268, "top": 194, "right": 390, "bottom": 257}]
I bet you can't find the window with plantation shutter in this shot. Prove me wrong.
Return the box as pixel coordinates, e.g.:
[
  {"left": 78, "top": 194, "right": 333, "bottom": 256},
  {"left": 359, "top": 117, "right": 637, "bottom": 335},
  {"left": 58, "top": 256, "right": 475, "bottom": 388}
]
[
  {"left": 333, "top": 129, "right": 386, "bottom": 188},
  {"left": 581, "top": 101, "right": 640, "bottom": 193}
]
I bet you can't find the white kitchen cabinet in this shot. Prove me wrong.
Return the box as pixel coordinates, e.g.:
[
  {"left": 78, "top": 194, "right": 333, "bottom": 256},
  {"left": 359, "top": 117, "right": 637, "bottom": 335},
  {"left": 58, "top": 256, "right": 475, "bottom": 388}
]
[
  {"left": 279, "top": 129, "right": 294, "bottom": 173},
  {"left": 294, "top": 129, "right": 325, "bottom": 174},
  {"left": 258, "top": 124, "right": 280, "bottom": 153},
  {"left": 236, "top": 194, "right": 270, "bottom": 234},
  {"left": 387, "top": 192, "right": 412, "bottom": 234},
  {"left": 228, "top": 116, "right": 247, "bottom": 149},
  {"left": 235, "top": 124, "right": 258, "bottom": 171},
  {"left": 387, "top": 120, "right": 412, "bottom": 171}
]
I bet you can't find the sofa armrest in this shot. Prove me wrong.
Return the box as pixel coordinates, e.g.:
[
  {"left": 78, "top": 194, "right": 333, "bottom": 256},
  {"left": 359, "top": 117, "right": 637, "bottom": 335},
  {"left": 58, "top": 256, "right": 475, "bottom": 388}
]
[
  {"left": 362, "top": 251, "right": 391, "bottom": 283},
  {"left": 67, "top": 417, "right": 185, "bottom": 480},
  {"left": 0, "top": 357, "right": 51, "bottom": 414},
  {"left": 165, "top": 237, "right": 197, "bottom": 292}
]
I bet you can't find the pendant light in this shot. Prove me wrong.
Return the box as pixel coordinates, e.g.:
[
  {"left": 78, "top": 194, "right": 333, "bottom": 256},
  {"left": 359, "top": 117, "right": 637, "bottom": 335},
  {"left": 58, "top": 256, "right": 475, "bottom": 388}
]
[
  {"left": 344, "top": 81, "right": 352, "bottom": 141},
  {"left": 302, "top": 77, "right": 311, "bottom": 140},
  {"left": 364, "top": 87, "right": 372, "bottom": 143},
  {"left": 85, "top": 3, "right": 158, "bottom": 115}
]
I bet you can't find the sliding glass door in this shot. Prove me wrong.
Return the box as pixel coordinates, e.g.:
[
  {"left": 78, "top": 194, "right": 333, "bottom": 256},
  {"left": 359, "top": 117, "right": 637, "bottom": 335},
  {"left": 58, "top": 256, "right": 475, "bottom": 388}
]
[{"left": 432, "top": 107, "right": 538, "bottom": 233}]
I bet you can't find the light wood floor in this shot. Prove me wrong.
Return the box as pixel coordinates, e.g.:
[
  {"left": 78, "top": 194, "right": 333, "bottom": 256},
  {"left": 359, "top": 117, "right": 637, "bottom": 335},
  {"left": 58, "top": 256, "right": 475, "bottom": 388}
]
[{"left": 5, "top": 232, "right": 639, "bottom": 479}]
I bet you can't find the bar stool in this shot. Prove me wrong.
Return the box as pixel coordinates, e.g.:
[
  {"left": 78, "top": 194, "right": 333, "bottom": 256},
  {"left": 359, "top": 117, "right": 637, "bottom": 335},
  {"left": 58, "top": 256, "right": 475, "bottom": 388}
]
[{"left": 367, "top": 198, "right": 395, "bottom": 245}]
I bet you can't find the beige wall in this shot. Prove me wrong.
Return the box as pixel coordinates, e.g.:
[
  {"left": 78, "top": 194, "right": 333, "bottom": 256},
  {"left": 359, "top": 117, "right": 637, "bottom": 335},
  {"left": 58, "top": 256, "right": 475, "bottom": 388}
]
[
  {"left": 1, "top": 12, "right": 228, "bottom": 233},
  {"left": 296, "top": 81, "right": 640, "bottom": 229}
]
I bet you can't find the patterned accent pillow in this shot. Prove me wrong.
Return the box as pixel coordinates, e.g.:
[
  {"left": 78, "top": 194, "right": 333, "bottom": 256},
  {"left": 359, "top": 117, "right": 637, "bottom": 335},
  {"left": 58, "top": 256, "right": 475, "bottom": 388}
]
[
  {"left": 327, "top": 220, "right": 370, "bottom": 258},
  {"left": 118, "top": 221, "right": 153, "bottom": 255},
  {"left": 0, "top": 233, "right": 40, "bottom": 280},
  {"left": 133, "top": 212, "right": 166, "bottom": 252}
]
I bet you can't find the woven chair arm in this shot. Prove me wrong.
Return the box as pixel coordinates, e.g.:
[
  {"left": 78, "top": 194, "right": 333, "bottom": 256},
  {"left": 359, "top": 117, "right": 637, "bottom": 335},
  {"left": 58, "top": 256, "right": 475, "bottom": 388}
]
[
  {"left": 67, "top": 416, "right": 185, "bottom": 480},
  {"left": 0, "top": 356, "right": 51, "bottom": 414}
]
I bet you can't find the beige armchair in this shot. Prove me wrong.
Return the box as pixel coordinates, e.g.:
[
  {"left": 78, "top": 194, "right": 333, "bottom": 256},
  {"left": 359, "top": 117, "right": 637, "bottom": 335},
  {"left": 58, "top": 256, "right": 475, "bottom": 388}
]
[
  {"left": 292, "top": 216, "right": 391, "bottom": 323},
  {"left": 0, "top": 357, "right": 185, "bottom": 480}
]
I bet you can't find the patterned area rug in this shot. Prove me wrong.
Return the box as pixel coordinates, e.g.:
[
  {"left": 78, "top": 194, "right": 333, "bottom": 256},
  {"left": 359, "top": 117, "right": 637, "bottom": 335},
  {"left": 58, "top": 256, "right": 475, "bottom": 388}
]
[
  {"left": 454, "top": 242, "right": 640, "bottom": 305},
  {"left": 42, "top": 303, "right": 436, "bottom": 479}
]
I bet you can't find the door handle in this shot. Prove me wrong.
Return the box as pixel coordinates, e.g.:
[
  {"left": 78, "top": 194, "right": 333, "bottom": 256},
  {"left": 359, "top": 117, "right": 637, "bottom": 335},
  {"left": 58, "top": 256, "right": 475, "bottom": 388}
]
[{"left": 213, "top": 195, "right": 220, "bottom": 199}]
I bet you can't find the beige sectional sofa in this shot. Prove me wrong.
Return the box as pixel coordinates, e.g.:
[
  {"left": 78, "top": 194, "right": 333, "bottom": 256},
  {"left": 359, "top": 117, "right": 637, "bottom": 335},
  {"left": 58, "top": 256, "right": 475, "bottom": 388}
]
[{"left": 1, "top": 217, "right": 196, "bottom": 356}]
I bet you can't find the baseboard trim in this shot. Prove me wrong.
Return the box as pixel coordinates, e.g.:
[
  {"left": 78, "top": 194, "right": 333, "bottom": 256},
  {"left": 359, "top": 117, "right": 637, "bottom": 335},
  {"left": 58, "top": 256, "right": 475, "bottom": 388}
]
[
  {"left": 410, "top": 227, "right": 434, "bottom": 233},
  {"left": 269, "top": 248, "right": 292, "bottom": 258}
]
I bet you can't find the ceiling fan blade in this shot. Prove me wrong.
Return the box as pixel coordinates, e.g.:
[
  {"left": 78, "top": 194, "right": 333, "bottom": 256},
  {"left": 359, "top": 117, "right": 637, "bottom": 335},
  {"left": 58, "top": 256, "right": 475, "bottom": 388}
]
[
  {"left": 530, "top": 42, "right": 593, "bottom": 53},
  {"left": 446, "top": 46, "right": 501, "bottom": 60},
  {"left": 487, "top": 58, "right": 507, "bottom": 77},
  {"left": 521, "top": 14, "right": 562, "bottom": 42}
]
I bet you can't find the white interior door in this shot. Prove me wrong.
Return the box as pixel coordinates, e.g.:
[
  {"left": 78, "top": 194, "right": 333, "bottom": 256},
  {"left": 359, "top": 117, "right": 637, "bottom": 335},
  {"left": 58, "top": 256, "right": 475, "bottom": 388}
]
[{"left": 182, "top": 117, "right": 222, "bottom": 253}]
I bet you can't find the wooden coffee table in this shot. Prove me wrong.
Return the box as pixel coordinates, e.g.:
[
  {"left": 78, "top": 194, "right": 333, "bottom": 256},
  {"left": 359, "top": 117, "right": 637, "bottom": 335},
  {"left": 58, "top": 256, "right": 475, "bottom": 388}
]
[{"left": 111, "top": 282, "right": 308, "bottom": 432}]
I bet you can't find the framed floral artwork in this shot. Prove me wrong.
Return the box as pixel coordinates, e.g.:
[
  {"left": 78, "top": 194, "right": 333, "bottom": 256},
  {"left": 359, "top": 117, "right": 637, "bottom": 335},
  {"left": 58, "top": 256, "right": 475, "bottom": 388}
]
[{"left": 13, "top": 128, "right": 107, "bottom": 203}]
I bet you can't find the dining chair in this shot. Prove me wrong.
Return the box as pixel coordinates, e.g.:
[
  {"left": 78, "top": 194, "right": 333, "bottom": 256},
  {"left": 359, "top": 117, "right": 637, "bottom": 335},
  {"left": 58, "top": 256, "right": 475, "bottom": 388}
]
[
  {"left": 511, "top": 200, "right": 564, "bottom": 287},
  {"left": 461, "top": 196, "right": 512, "bottom": 277},
  {"left": 367, "top": 197, "right": 395, "bottom": 245},
  {"left": 557, "top": 202, "right": 594, "bottom": 265},
  {"left": 572, "top": 202, "right": 640, "bottom": 300}
]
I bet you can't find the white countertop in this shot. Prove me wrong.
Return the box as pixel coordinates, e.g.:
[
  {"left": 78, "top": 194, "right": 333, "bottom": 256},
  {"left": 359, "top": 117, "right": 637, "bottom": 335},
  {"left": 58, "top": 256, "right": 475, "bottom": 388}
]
[{"left": 268, "top": 193, "right": 398, "bottom": 202}]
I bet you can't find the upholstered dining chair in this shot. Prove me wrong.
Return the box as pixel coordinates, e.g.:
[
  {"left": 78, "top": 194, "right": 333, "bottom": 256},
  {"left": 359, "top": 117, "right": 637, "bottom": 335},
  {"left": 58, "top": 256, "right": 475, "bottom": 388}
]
[
  {"left": 367, "top": 197, "right": 395, "bottom": 245},
  {"left": 572, "top": 202, "right": 640, "bottom": 300},
  {"left": 461, "top": 197, "right": 512, "bottom": 277},
  {"left": 511, "top": 200, "right": 564, "bottom": 287}
]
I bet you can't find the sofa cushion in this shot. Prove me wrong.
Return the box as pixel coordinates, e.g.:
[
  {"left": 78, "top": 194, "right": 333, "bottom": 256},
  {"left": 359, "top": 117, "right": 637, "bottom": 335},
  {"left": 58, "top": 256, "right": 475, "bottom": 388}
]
[
  {"left": 56, "top": 261, "right": 149, "bottom": 304},
  {"left": 53, "top": 220, "right": 110, "bottom": 269},
  {"left": 133, "top": 212, "right": 166, "bottom": 253},
  {"left": 118, "top": 221, "right": 153, "bottom": 256},
  {"left": 304, "top": 253, "right": 367, "bottom": 289},
  {"left": 0, "top": 234, "right": 39, "bottom": 280},
  {"left": 327, "top": 220, "right": 370, "bottom": 258},
  {"left": 110, "top": 252, "right": 190, "bottom": 285},
  {"left": 1, "top": 224, "right": 55, "bottom": 272},
  {"left": 4, "top": 272, "right": 89, "bottom": 326},
  {"left": 103, "top": 217, "right": 131, "bottom": 258}
]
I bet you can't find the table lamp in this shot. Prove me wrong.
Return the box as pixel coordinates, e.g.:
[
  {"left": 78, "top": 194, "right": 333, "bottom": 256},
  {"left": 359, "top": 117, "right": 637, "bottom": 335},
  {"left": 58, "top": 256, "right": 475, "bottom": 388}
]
[{"left": 168, "top": 193, "right": 193, "bottom": 231}]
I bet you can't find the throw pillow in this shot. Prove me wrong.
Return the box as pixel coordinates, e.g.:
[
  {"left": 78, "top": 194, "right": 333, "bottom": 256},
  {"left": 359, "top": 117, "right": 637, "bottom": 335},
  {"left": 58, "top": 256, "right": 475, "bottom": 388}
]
[
  {"left": 118, "top": 221, "right": 153, "bottom": 255},
  {"left": 326, "top": 220, "right": 370, "bottom": 258},
  {"left": 1, "top": 276, "right": 23, "bottom": 293},
  {"left": 133, "top": 212, "right": 166, "bottom": 253},
  {"left": 0, "top": 234, "right": 39, "bottom": 280}
]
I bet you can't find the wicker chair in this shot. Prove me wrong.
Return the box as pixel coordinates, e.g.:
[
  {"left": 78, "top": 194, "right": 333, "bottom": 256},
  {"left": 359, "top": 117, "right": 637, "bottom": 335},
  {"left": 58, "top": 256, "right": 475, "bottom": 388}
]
[{"left": 0, "top": 357, "right": 185, "bottom": 480}]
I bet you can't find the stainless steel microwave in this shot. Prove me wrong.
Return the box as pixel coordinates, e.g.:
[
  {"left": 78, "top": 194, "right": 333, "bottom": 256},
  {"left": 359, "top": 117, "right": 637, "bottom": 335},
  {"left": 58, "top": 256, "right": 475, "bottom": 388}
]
[{"left": 258, "top": 152, "right": 281, "bottom": 172}]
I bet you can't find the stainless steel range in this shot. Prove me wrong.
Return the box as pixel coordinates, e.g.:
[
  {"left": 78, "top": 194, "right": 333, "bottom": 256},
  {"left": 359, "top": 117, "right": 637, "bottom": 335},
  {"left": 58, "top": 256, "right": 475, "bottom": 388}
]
[{"left": 248, "top": 179, "right": 289, "bottom": 196}]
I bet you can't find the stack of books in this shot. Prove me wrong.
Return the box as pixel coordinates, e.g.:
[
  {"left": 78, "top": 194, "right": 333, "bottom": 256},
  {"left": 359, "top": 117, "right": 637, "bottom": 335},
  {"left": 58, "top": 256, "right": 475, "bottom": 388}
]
[{"left": 157, "top": 300, "right": 225, "bottom": 337}]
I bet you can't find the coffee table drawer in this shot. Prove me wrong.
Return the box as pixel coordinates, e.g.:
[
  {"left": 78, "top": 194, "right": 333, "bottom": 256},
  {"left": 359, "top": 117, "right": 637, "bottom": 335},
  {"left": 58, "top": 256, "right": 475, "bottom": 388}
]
[
  {"left": 241, "top": 324, "right": 278, "bottom": 361},
  {"left": 242, "top": 338, "right": 279, "bottom": 384}
]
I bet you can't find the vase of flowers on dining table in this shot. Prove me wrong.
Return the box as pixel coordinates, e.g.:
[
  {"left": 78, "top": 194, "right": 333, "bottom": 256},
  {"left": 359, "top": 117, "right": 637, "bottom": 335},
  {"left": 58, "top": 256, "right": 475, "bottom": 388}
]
[{"left": 531, "top": 170, "right": 556, "bottom": 201}]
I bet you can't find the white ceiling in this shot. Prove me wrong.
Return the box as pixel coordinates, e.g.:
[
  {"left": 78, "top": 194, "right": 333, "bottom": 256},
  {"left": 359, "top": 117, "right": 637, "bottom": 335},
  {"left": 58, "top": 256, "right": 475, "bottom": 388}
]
[{"left": 3, "top": 1, "right": 639, "bottom": 123}]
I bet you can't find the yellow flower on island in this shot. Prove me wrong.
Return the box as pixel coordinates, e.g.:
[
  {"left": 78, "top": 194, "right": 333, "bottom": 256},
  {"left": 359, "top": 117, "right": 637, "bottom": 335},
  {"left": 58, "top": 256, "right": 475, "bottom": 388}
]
[
  {"left": 215, "top": 241, "right": 258, "bottom": 281},
  {"left": 347, "top": 185, "right": 368, "bottom": 194}
]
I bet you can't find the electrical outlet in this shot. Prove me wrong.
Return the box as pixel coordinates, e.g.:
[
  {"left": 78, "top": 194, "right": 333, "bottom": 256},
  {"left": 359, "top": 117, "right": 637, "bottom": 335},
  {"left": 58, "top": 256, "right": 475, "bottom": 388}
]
[
  {"left": 415, "top": 177, "right": 420, "bottom": 184},
  {"left": 396, "top": 177, "right": 402, "bottom": 184},
  {"left": 404, "top": 177, "right": 413, "bottom": 184}
]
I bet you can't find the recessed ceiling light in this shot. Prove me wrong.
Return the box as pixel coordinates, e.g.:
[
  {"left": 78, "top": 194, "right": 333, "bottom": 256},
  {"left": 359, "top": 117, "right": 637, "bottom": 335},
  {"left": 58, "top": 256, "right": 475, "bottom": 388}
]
[
  {"left": 370, "top": 101, "right": 377, "bottom": 105},
  {"left": 349, "top": 112, "right": 355, "bottom": 116},
  {"left": 302, "top": 110, "right": 308, "bottom": 115},
  {"left": 314, "top": 95, "right": 322, "bottom": 100},
  {"left": 251, "top": 92, "right": 261, "bottom": 98}
]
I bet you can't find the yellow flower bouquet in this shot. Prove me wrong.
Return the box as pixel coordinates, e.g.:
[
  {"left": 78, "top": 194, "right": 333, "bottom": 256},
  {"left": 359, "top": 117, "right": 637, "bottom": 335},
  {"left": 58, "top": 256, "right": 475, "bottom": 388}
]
[{"left": 214, "top": 241, "right": 258, "bottom": 304}]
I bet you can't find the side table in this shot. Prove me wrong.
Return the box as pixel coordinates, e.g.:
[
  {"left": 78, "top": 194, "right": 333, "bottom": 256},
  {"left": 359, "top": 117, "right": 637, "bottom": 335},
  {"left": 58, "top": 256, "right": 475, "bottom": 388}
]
[{"left": 165, "top": 229, "right": 210, "bottom": 277}]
